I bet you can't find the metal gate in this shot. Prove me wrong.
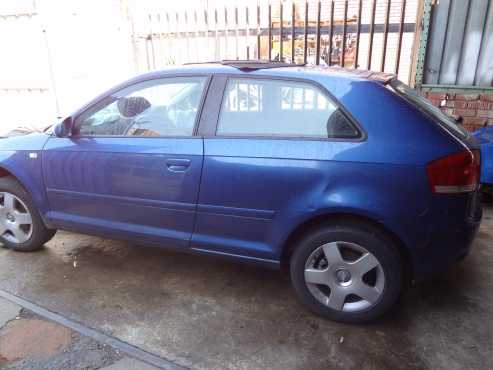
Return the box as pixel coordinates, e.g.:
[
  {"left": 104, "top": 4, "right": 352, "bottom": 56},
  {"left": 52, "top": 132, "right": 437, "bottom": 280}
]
[{"left": 129, "top": 0, "right": 419, "bottom": 83}]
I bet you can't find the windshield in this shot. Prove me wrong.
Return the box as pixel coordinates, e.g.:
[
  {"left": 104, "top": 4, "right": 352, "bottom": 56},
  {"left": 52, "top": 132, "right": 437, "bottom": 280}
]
[{"left": 389, "top": 80, "right": 468, "bottom": 139}]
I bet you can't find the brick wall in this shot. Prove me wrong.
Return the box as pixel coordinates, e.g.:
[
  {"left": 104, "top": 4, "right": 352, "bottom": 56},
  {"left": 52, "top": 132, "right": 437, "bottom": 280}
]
[{"left": 422, "top": 91, "right": 493, "bottom": 132}]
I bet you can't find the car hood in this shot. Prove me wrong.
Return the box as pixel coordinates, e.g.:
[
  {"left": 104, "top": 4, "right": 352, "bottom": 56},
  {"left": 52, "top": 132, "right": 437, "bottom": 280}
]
[{"left": 0, "top": 132, "right": 51, "bottom": 151}]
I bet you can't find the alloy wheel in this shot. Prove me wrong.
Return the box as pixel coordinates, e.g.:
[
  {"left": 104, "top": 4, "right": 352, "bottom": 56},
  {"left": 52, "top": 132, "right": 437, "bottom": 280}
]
[
  {"left": 0, "top": 192, "right": 33, "bottom": 244},
  {"left": 304, "top": 241, "right": 385, "bottom": 312}
]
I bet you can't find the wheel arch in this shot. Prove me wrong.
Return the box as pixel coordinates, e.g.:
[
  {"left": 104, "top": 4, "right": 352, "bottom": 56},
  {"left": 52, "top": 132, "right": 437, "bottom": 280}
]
[
  {"left": 0, "top": 163, "right": 50, "bottom": 219},
  {"left": 0, "top": 166, "right": 27, "bottom": 188},
  {"left": 279, "top": 212, "right": 414, "bottom": 283}
]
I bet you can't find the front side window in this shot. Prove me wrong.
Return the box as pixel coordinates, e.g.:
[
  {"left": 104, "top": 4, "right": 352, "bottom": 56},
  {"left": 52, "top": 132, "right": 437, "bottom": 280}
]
[
  {"left": 217, "top": 78, "right": 359, "bottom": 139},
  {"left": 75, "top": 77, "right": 207, "bottom": 137}
]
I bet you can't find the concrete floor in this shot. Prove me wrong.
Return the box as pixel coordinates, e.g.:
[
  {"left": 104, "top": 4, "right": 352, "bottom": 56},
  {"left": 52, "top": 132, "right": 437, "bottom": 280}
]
[{"left": 0, "top": 207, "right": 492, "bottom": 370}]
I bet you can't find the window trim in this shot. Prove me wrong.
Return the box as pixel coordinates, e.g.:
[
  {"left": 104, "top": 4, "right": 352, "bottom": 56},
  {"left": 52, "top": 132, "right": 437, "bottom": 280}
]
[
  {"left": 70, "top": 74, "right": 212, "bottom": 139},
  {"left": 210, "top": 74, "right": 366, "bottom": 142}
]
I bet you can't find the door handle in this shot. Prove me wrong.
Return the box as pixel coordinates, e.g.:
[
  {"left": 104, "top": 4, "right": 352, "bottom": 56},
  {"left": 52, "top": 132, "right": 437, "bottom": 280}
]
[{"left": 166, "top": 158, "right": 191, "bottom": 172}]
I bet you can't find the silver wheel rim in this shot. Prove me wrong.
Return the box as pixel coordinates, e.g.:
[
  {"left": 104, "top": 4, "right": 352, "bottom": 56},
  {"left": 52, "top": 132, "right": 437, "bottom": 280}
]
[
  {"left": 0, "top": 192, "right": 33, "bottom": 244},
  {"left": 304, "top": 241, "right": 385, "bottom": 312}
]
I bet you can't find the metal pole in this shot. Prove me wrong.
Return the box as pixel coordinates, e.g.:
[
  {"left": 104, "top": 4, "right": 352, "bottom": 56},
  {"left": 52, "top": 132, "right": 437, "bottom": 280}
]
[
  {"left": 367, "top": 0, "right": 377, "bottom": 70},
  {"left": 328, "top": 0, "right": 334, "bottom": 66},
  {"left": 291, "top": 2, "right": 296, "bottom": 64},
  {"left": 414, "top": 0, "right": 433, "bottom": 87},
  {"left": 395, "top": 0, "right": 407, "bottom": 74},
  {"left": 303, "top": 0, "right": 308, "bottom": 64},
  {"left": 354, "top": 0, "right": 362, "bottom": 69},
  {"left": 341, "top": 0, "right": 348, "bottom": 67},
  {"left": 280, "top": 2, "right": 283, "bottom": 62},
  {"left": 257, "top": 2, "right": 261, "bottom": 59},
  {"left": 315, "top": 1, "right": 321, "bottom": 65},
  {"left": 268, "top": 3, "right": 272, "bottom": 60},
  {"left": 380, "top": 0, "right": 391, "bottom": 72}
]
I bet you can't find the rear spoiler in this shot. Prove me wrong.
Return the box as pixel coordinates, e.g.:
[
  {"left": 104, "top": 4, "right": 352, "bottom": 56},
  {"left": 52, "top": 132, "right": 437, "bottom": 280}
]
[{"left": 327, "top": 66, "right": 396, "bottom": 84}]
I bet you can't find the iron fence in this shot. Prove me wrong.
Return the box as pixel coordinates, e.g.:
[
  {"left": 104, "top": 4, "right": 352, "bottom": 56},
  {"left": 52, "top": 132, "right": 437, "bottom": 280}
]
[{"left": 129, "top": 0, "right": 418, "bottom": 83}]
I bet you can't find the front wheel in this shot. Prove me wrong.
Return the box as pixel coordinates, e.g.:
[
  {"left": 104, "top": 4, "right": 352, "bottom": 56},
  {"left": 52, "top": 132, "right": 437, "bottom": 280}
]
[
  {"left": 0, "top": 177, "right": 56, "bottom": 251},
  {"left": 290, "top": 222, "right": 402, "bottom": 323}
]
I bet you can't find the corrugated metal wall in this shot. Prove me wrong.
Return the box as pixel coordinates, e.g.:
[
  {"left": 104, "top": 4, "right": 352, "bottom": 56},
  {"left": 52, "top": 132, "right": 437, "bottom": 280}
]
[{"left": 424, "top": 0, "right": 493, "bottom": 87}]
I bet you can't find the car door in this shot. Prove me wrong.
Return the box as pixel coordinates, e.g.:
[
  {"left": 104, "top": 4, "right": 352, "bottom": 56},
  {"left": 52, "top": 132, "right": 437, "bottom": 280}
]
[
  {"left": 42, "top": 75, "right": 209, "bottom": 248},
  {"left": 191, "top": 75, "right": 362, "bottom": 262}
]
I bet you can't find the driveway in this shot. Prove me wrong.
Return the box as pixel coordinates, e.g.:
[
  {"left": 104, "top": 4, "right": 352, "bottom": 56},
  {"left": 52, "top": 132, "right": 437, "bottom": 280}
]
[{"left": 0, "top": 206, "right": 492, "bottom": 369}]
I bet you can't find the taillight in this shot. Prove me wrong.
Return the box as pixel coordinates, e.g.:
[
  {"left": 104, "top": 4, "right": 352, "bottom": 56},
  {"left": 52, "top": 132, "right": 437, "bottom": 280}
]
[{"left": 426, "top": 149, "right": 480, "bottom": 194}]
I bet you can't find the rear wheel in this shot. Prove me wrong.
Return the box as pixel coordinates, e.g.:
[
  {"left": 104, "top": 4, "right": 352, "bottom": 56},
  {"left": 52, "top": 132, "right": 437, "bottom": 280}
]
[
  {"left": 290, "top": 222, "right": 402, "bottom": 323},
  {"left": 0, "top": 177, "right": 56, "bottom": 251}
]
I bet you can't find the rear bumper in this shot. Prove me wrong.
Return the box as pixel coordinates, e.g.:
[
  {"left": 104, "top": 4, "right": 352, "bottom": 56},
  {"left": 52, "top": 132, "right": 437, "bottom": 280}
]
[{"left": 412, "top": 191, "right": 482, "bottom": 282}]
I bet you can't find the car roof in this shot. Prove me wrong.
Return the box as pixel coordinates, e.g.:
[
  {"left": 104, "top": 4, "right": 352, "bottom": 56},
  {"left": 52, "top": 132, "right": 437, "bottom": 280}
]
[
  {"left": 134, "top": 61, "right": 396, "bottom": 85},
  {"left": 72, "top": 61, "right": 395, "bottom": 118}
]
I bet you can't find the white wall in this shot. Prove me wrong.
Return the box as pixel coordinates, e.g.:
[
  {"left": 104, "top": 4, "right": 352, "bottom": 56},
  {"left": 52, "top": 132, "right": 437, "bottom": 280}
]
[{"left": 0, "top": 0, "right": 134, "bottom": 135}]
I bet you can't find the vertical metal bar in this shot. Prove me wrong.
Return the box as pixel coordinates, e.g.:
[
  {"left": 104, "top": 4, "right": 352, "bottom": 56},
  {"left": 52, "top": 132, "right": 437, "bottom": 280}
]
[
  {"left": 473, "top": 0, "right": 491, "bottom": 85},
  {"left": 224, "top": 6, "right": 229, "bottom": 59},
  {"left": 257, "top": 2, "right": 261, "bottom": 59},
  {"left": 214, "top": 9, "right": 220, "bottom": 61},
  {"left": 224, "top": 7, "right": 229, "bottom": 59},
  {"left": 291, "top": 2, "right": 296, "bottom": 63},
  {"left": 184, "top": 11, "right": 190, "bottom": 63},
  {"left": 148, "top": 14, "right": 156, "bottom": 69},
  {"left": 246, "top": 6, "right": 250, "bottom": 60},
  {"left": 303, "top": 0, "right": 308, "bottom": 64},
  {"left": 455, "top": 0, "right": 471, "bottom": 84},
  {"left": 328, "top": 0, "right": 334, "bottom": 66},
  {"left": 165, "top": 12, "right": 172, "bottom": 65},
  {"left": 437, "top": 0, "right": 452, "bottom": 84},
  {"left": 204, "top": 8, "right": 210, "bottom": 58},
  {"left": 193, "top": 11, "right": 199, "bottom": 62},
  {"left": 316, "top": 1, "right": 321, "bottom": 65},
  {"left": 380, "top": 0, "right": 391, "bottom": 72},
  {"left": 175, "top": 12, "right": 180, "bottom": 63},
  {"left": 354, "top": 0, "right": 362, "bottom": 68},
  {"left": 268, "top": 3, "right": 272, "bottom": 60},
  {"left": 341, "top": 0, "right": 348, "bottom": 67},
  {"left": 414, "top": 0, "right": 433, "bottom": 86},
  {"left": 395, "top": 0, "right": 406, "bottom": 74},
  {"left": 367, "top": 0, "right": 377, "bottom": 70},
  {"left": 154, "top": 13, "right": 161, "bottom": 69},
  {"left": 235, "top": 6, "right": 239, "bottom": 60},
  {"left": 145, "top": 37, "right": 151, "bottom": 70},
  {"left": 280, "top": 2, "right": 284, "bottom": 61}
]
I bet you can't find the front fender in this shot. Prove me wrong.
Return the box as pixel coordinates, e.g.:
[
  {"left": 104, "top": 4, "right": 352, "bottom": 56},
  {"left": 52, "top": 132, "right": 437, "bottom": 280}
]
[{"left": 0, "top": 133, "right": 50, "bottom": 216}]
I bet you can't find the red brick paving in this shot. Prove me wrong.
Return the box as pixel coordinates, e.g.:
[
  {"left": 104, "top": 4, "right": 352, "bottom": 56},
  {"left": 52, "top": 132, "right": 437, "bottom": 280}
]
[{"left": 0, "top": 318, "right": 73, "bottom": 361}]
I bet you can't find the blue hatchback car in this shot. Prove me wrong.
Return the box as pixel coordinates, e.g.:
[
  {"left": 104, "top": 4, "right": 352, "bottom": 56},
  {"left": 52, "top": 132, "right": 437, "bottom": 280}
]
[{"left": 0, "top": 61, "right": 482, "bottom": 323}]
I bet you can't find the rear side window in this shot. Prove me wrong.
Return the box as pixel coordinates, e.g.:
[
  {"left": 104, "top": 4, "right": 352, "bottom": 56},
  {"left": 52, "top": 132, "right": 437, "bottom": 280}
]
[{"left": 217, "top": 78, "right": 359, "bottom": 139}]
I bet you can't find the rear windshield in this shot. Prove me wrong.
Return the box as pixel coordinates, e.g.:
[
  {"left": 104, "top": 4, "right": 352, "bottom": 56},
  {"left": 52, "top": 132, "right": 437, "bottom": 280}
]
[{"left": 389, "top": 80, "right": 468, "bottom": 139}]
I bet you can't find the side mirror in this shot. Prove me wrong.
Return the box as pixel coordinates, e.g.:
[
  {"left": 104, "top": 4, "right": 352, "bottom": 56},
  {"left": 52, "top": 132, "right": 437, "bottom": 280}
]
[{"left": 54, "top": 116, "right": 73, "bottom": 138}]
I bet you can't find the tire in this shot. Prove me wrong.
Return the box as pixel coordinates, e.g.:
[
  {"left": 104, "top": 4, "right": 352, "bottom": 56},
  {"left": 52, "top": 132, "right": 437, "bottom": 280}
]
[
  {"left": 290, "top": 221, "right": 402, "bottom": 324},
  {"left": 0, "top": 176, "right": 56, "bottom": 252}
]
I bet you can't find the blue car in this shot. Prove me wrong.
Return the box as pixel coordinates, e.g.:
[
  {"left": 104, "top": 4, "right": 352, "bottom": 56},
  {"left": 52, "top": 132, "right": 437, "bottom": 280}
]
[
  {"left": 0, "top": 61, "right": 482, "bottom": 323},
  {"left": 473, "top": 125, "right": 493, "bottom": 188}
]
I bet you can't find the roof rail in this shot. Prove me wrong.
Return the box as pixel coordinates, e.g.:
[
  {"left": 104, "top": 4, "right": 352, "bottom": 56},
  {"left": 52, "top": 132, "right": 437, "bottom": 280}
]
[{"left": 184, "top": 60, "right": 305, "bottom": 71}]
